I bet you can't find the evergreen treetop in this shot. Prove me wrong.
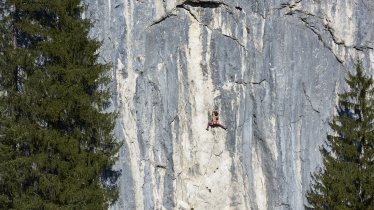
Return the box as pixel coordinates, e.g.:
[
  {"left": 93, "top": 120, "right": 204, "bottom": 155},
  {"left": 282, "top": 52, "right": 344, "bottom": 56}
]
[
  {"left": 306, "top": 63, "right": 374, "bottom": 209},
  {"left": 0, "top": 0, "right": 120, "bottom": 209}
]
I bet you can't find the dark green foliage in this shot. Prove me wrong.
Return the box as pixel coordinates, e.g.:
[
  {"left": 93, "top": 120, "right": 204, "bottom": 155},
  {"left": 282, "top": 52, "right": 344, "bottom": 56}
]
[
  {"left": 0, "top": 0, "right": 120, "bottom": 209},
  {"left": 306, "top": 63, "right": 374, "bottom": 209}
]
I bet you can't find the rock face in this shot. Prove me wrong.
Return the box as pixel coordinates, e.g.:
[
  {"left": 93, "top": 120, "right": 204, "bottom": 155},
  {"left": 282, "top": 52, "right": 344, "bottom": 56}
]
[{"left": 85, "top": 0, "right": 374, "bottom": 209}]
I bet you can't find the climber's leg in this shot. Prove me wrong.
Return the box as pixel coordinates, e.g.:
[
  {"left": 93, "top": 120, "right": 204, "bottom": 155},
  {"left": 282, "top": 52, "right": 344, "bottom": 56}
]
[
  {"left": 206, "top": 121, "right": 213, "bottom": 130},
  {"left": 215, "top": 123, "right": 227, "bottom": 130}
]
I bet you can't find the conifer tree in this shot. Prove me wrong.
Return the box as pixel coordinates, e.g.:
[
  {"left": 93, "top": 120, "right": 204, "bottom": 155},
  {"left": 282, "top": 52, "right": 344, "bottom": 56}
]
[
  {"left": 306, "top": 63, "right": 374, "bottom": 209},
  {"left": 0, "top": 1, "right": 120, "bottom": 209}
]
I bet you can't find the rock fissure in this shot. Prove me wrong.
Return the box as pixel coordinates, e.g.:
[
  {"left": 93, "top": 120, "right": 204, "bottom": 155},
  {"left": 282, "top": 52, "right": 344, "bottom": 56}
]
[
  {"left": 214, "top": 150, "right": 223, "bottom": 157},
  {"left": 177, "top": 4, "right": 199, "bottom": 22},
  {"left": 148, "top": 1, "right": 247, "bottom": 51},
  {"left": 271, "top": 0, "right": 303, "bottom": 13},
  {"left": 278, "top": 202, "right": 291, "bottom": 207},
  {"left": 287, "top": 9, "right": 373, "bottom": 64},
  {"left": 235, "top": 6, "right": 243, "bottom": 11},
  {"left": 177, "top": 0, "right": 243, "bottom": 24},
  {"left": 302, "top": 83, "right": 320, "bottom": 114},
  {"left": 290, "top": 115, "right": 304, "bottom": 124},
  {"left": 273, "top": 1, "right": 374, "bottom": 65},
  {"left": 178, "top": 0, "right": 226, "bottom": 9},
  {"left": 169, "top": 115, "right": 178, "bottom": 125},
  {"left": 280, "top": 0, "right": 303, "bottom": 10},
  {"left": 353, "top": 45, "right": 374, "bottom": 51},
  {"left": 156, "top": 164, "right": 167, "bottom": 169},
  {"left": 234, "top": 79, "right": 267, "bottom": 86},
  {"left": 298, "top": 15, "right": 344, "bottom": 64},
  {"left": 221, "top": 33, "right": 247, "bottom": 50},
  {"left": 251, "top": 79, "right": 266, "bottom": 85},
  {"left": 177, "top": 5, "right": 248, "bottom": 51},
  {"left": 149, "top": 13, "right": 177, "bottom": 27}
]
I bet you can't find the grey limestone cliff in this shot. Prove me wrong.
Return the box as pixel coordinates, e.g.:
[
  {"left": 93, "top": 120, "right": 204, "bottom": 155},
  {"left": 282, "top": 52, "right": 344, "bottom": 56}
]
[{"left": 85, "top": 0, "right": 374, "bottom": 209}]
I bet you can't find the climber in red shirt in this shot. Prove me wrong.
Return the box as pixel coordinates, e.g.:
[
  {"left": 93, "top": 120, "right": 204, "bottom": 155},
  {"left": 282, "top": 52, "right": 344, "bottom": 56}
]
[{"left": 206, "top": 111, "right": 227, "bottom": 130}]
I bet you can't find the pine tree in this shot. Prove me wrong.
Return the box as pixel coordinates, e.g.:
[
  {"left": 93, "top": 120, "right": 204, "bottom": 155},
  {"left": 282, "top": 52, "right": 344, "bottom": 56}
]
[
  {"left": 0, "top": 1, "right": 120, "bottom": 209},
  {"left": 306, "top": 63, "right": 374, "bottom": 209}
]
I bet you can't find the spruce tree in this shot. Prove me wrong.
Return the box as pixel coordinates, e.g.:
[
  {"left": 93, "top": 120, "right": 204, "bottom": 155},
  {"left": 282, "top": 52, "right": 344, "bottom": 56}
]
[
  {"left": 0, "top": 1, "right": 120, "bottom": 209},
  {"left": 306, "top": 63, "right": 374, "bottom": 209}
]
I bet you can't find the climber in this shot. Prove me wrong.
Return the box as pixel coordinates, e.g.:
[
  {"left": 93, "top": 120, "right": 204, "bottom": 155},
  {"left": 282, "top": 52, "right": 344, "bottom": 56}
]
[{"left": 206, "top": 111, "right": 227, "bottom": 131}]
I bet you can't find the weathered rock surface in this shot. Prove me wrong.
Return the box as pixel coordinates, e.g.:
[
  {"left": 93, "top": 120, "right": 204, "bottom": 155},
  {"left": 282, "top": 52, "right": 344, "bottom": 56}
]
[{"left": 85, "top": 0, "right": 374, "bottom": 209}]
